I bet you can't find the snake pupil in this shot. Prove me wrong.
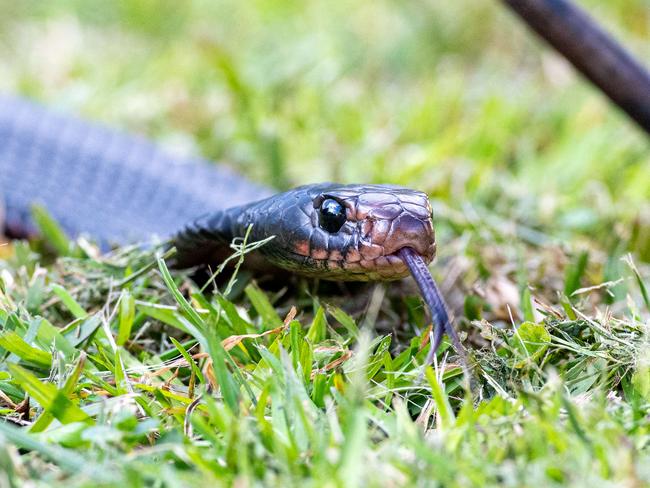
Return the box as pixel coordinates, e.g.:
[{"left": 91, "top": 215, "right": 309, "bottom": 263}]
[{"left": 319, "top": 198, "right": 346, "bottom": 233}]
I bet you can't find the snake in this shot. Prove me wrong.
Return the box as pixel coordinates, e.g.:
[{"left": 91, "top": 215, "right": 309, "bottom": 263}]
[{"left": 0, "top": 94, "right": 459, "bottom": 357}]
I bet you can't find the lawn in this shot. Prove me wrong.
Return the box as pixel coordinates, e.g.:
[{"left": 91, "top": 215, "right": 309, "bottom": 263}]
[{"left": 0, "top": 0, "right": 648, "bottom": 486}]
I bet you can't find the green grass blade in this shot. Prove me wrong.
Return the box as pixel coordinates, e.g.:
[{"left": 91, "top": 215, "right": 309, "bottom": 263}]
[
  {"left": 244, "top": 283, "right": 283, "bottom": 329},
  {"left": 9, "top": 365, "right": 91, "bottom": 425},
  {"left": 0, "top": 331, "right": 52, "bottom": 368},
  {"left": 117, "top": 289, "right": 135, "bottom": 346},
  {"left": 51, "top": 284, "right": 87, "bottom": 319},
  {"left": 158, "top": 258, "right": 205, "bottom": 331},
  {"left": 425, "top": 366, "right": 455, "bottom": 430},
  {"left": 30, "top": 204, "right": 71, "bottom": 256}
]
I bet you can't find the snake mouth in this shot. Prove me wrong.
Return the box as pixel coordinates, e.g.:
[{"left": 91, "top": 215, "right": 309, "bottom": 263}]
[
  {"left": 356, "top": 210, "right": 436, "bottom": 269},
  {"left": 342, "top": 244, "right": 433, "bottom": 280},
  {"left": 278, "top": 246, "right": 418, "bottom": 281}
]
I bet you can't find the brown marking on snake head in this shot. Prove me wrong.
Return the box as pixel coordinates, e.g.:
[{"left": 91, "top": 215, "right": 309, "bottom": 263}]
[
  {"left": 327, "top": 259, "right": 342, "bottom": 269},
  {"left": 374, "top": 256, "right": 390, "bottom": 268},
  {"left": 367, "top": 219, "right": 390, "bottom": 245},
  {"left": 345, "top": 248, "right": 361, "bottom": 263},
  {"left": 359, "top": 259, "right": 375, "bottom": 269},
  {"left": 342, "top": 260, "right": 361, "bottom": 271},
  {"left": 328, "top": 249, "right": 343, "bottom": 262},
  {"left": 294, "top": 240, "right": 309, "bottom": 256},
  {"left": 355, "top": 205, "right": 370, "bottom": 220},
  {"left": 311, "top": 248, "right": 328, "bottom": 260},
  {"left": 359, "top": 243, "right": 383, "bottom": 260},
  {"left": 319, "top": 186, "right": 434, "bottom": 279},
  {"left": 361, "top": 219, "right": 373, "bottom": 237}
]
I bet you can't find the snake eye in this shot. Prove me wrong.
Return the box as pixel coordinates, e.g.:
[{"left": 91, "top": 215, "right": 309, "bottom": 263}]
[{"left": 319, "top": 198, "right": 346, "bottom": 233}]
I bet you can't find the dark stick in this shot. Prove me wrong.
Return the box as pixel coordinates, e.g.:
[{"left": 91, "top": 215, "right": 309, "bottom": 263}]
[
  {"left": 398, "top": 247, "right": 470, "bottom": 377},
  {"left": 502, "top": 0, "right": 650, "bottom": 136}
]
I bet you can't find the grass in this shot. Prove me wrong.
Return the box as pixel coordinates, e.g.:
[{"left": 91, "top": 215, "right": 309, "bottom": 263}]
[{"left": 0, "top": 0, "right": 649, "bottom": 486}]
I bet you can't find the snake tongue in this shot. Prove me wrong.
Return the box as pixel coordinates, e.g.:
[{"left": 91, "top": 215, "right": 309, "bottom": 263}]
[{"left": 398, "top": 247, "right": 468, "bottom": 368}]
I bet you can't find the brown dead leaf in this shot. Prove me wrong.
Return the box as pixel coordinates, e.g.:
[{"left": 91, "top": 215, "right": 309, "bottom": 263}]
[
  {"left": 484, "top": 275, "right": 521, "bottom": 321},
  {"left": 0, "top": 388, "right": 16, "bottom": 409},
  {"left": 283, "top": 306, "right": 297, "bottom": 325},
  {"left": 310, "top": 350, "right": 352, "bottom": 379},
  {"left": 221, "top": 324, "right": 287, "bottom": 351},
  {"left": 418, "top": 323, "right": 433, "bottom": 353}
]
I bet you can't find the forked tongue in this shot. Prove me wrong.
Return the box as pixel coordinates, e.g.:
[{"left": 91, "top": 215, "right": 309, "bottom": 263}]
[{"left": 398, "top": 247, "right": 469, "bottom": 371}]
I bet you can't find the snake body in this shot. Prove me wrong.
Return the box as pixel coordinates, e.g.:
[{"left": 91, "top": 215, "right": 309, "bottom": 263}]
[
  {"left": 0, "top": 95, "right": 458, "bottom": 360},
  {"left": 0, "top": 95, "right": 271, "bottom": 245},
  {"left": 0, "top": 95, "right": 436, "bottom": 282}
]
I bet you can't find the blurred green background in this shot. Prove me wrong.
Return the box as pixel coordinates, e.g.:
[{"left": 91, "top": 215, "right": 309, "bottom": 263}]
[{"left": 1, "top": 0, "right": 648, "bottom": 259}]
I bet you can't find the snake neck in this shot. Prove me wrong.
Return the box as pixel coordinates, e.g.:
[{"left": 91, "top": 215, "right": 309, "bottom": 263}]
[
  {"left": 171, "top": 202, "right": 272, "bottom": 269},
  {"left": 171, "top": 206, "right": 242, "bottom": 269}
]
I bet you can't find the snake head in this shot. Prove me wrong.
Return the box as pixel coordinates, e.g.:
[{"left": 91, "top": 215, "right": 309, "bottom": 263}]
[{"left": 240, "top": 183, "right": 436, "bottom": 281}]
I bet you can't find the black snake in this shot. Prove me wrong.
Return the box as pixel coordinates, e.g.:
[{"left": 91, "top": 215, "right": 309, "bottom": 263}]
[{"left": 0, "top": 94, "right": 456, "bottom": 357}]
